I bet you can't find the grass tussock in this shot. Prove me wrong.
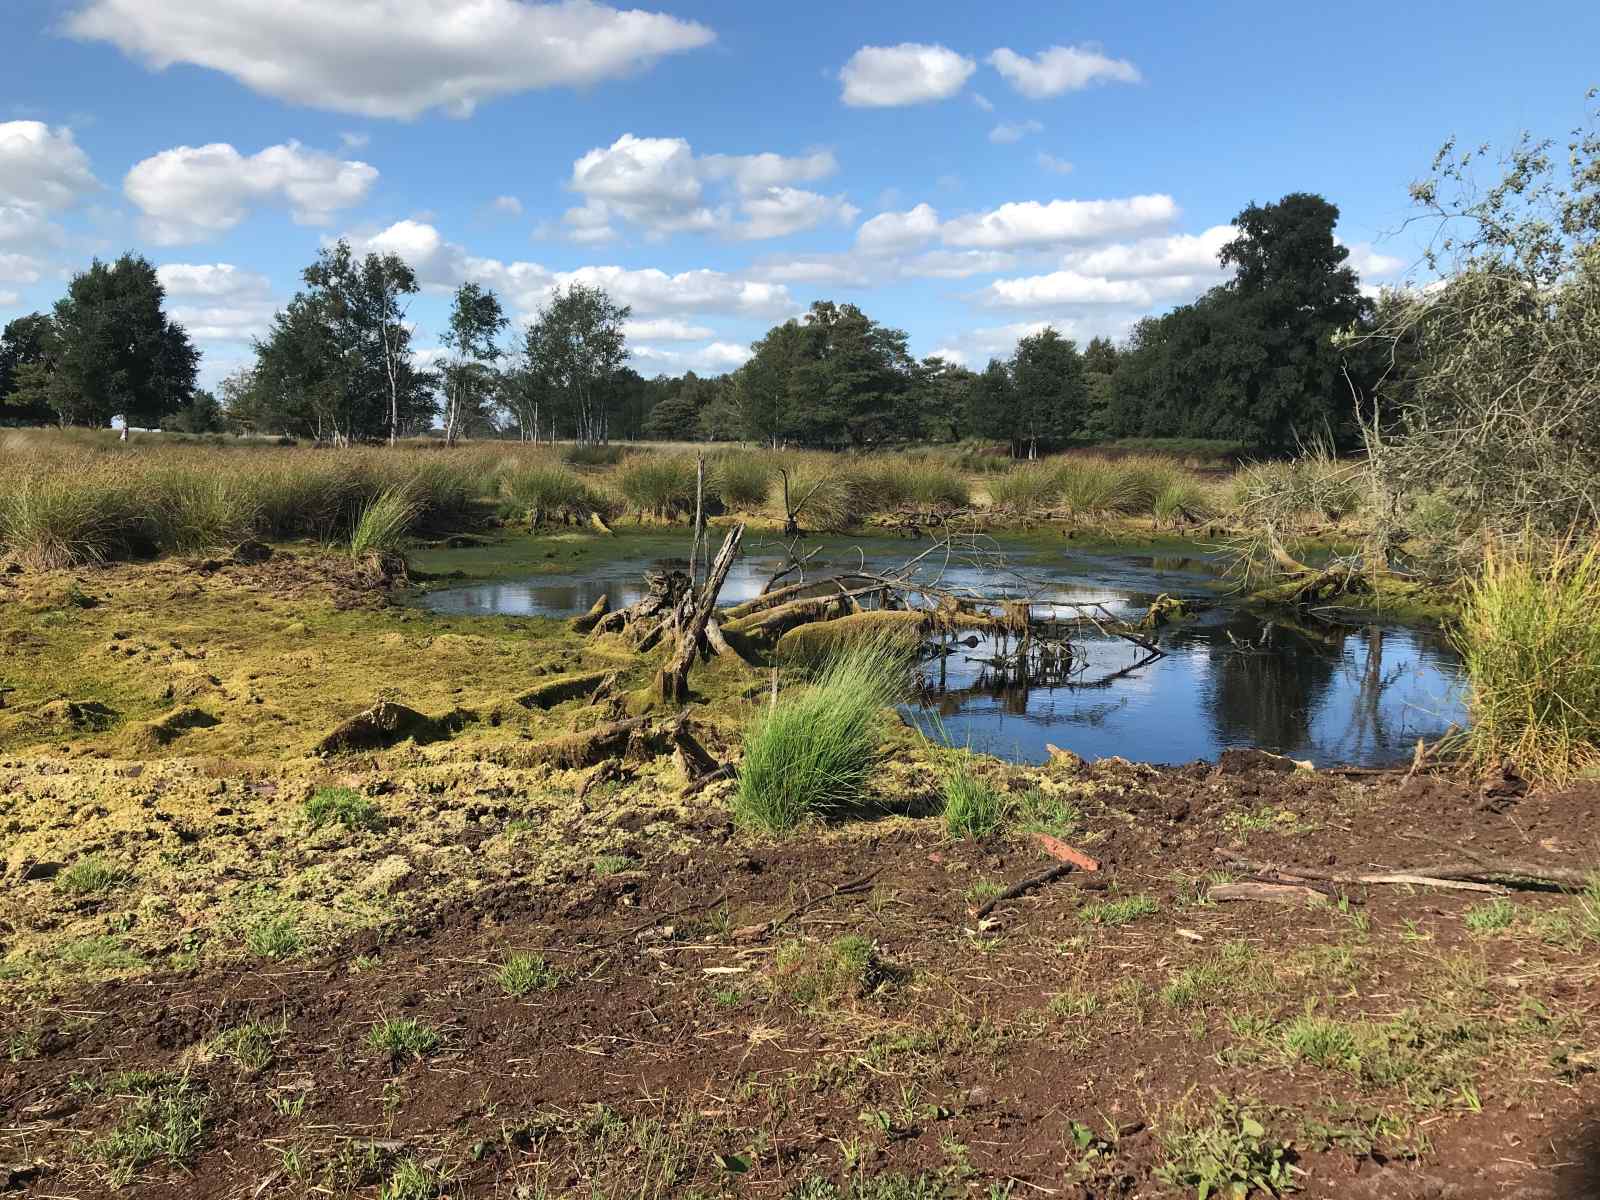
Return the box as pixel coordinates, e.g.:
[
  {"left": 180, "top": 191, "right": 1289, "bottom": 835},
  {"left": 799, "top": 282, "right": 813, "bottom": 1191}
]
[
  {"left": 940, "top": 759, "right": 1008, "bottom": 839},
  {"left": 497, "top": 460, "right": 604, "bottom": 527},
  {"left": 732, "top": 639, "right": 911, "bottom": 832},
  {"left": 1454, "top": 537, "right": 1600, "bottom": 780},
  {"left": 348, "top": 486, "right": 421, "bottom": 557},
  {"left": 985, "top": 464, "right": 1063, "bottom": 515},
  {"left": 708, "top": 450, "right": 774, "bottom": 511},
  {"left": 617, "top": 454, "right": 699, "bottom": 519},
  {"left": 1058, "top": 455, "right": 1181, "bottom": 518}
]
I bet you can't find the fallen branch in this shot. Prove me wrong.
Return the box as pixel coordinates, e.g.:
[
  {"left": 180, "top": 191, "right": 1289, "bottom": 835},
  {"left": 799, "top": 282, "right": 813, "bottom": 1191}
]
[
  {"left": 571, "top": 595, "right": 610, "bottom": 634},
  {"left": 1213, "top": 852, "right": 1554, "bottom": 893},
  {"left": 658, "top": 524, "right": 746, "bottom": 702},
  {"left": 971, "top": 862, "right": 1074, "bottom": 921},
  {"left": 738, "top": 868, "right": 885, "bottom": 941},
  {"left": 1211, "top": 881, "right": 1331, "bottom": 905}
]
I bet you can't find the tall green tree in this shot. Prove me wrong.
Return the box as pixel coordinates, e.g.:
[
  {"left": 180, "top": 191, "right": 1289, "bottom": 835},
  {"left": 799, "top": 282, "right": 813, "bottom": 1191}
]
[
  {"left": 440, "top": 281, "right": 507, "bottom": 445},
  {"left": 974, "top": 327, "right": 1086, "bottom": 457},
  {"left": 524, "top": 283, "right": 630, "bottom": 444},
  {"left": 253, "top": 241, "right": 433, "bottom": 442},
  {"left": 45, "top": 254, "right": 198, "bottom": 427},
  {"left": 0, "top": 313, "right": 59, "bottom": 425}
]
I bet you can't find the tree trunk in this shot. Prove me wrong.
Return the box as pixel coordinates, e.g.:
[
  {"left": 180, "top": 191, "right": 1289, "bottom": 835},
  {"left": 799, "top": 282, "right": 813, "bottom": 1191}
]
[{"left": 657, "top": 525, "right": 745, "bottom": 702}]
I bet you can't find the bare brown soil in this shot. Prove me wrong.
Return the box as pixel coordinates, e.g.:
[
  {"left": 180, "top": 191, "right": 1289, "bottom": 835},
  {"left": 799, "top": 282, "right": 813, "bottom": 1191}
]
[{"left": 3, "top": 757, "right": 1597, "bottom": 1199}]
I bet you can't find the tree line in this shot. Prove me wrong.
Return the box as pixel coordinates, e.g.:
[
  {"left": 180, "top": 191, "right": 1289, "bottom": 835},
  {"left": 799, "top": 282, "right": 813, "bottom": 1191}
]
[{"left": 1, "top": 190, "right": 1386, "bottom": 452}]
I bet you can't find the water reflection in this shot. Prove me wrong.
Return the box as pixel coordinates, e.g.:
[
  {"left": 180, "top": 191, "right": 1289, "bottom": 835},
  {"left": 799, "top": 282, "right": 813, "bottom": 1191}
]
[{"left": 419, "top": 540, "right": 1466, "bottom": 768}]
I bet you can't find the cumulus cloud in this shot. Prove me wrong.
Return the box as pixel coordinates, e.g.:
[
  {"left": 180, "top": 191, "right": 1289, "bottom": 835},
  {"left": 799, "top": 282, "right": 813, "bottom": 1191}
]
[
  {"left": 1062, "top": 224, "right": 1235, "bottom": 279},
  {"left": 630, "top": 340, "right": 752, "bottom": 374},
  {"left": 988, "top": 45, "right": 1141, "bottom": 99},
  {"left": 0, "top": 122, "right": 100, "bottom": 213},
  {"left": 980, "top": 271, "right": 1165, "bottom": 308},
  {"left": 0, "top": 291, "right": 19, "bottom": 308},
  {"left": 840, "top": 43, "right": 975, "bottom": 108},
  {"left": 156, "top": 261, "right": 279, "bottom": 342},
  {"left": 491, "top": 195, "right": 524, "bottom": 216},
  {"left": 1342, "top": 241, "right": 1406, "bottom": 280},
  {"left": 1036, "top": 152, "right": 1074, "bottom": 175},
  {"left": 623, "top": 317, "right": 713, "bottom": 341},
  {"left": 855, "top": 203, "right": 940, "bottom": 252},
  {"left": 125, "top": 141, "right": 378, "bottom": 244},
  {"left": 941, "top": 194, "right": 1177, "bottom": 249},
  {"left": 66, "top": 0, "right": 715, "bottom": 119},
  {"left": 989, "top": 119, "right": 1044, "bottom": 144},
  {"left": 340, "top": 219, "right": 795, "bottom": 320},
  {"left": 0, "top": 252, "right": 46, "bottom": 286},
  {"left": 564, "top": 134, "right": 850, "bottom": 241}
]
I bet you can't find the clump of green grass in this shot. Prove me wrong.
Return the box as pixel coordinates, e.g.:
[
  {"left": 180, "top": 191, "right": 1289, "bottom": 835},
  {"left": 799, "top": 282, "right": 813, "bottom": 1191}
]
[
  {"left": 56, "top": 856, "right": 129, "bottom": 897},
  {"left": 245, "top": 914, "right": 302, "bottom": 960},
  {"left": 1154, "top": 1096, "right": 1298, "bottom": 1200},
  {"left": 303, "top": 786, "right": 385, "bottom": 833},
  {"left": 349, "top": 486, "right": 421, "bottom": 557},
  {"left": 562, "top": 443, "right": 634, "bottom": 467},
  {"left": 1011, "top": 785, "right": 1082, "bottom": 835},
  {"left": 771, "top": 934, "right": 889, "bottom": 1008},
  {"left": 732, "top": 639, "right": 910, "bottom": 832},
  {"left": 986, "top": 463, "right": 1062, "bottom": 515},
  {"left": 940, "top": 759, "right": 1008, "bottom": 839},
  {"left": 498, "top": 461, "right": 603, "bottom": 526},
  {"left": 1080, "top": 894, "right": 1159, "bottom": 926},
  {"left": 497, "top": 952, "right": 565, "bottom": 996},
  {"left": 146, "top": 469, "right": 259, "bottom": 553},
  {"left": 88, "top": 1073, "right": 207, "bottom": 1187},
  {"left": 381, "top": 1157, "right": 444, "bottom": 1200},
  {"left": 366, "top": 1016, "right": 439, "bottom": 1060},
  {"left": 617, "top": 454, "right": 698, "bottom": 518},
  {"left": 210, "top": 1018, "right": 283, "bottom": 1073},
  {"left": 774, "top": 457, "right": 857, "bottom": 532},
  {"left": 709, "top": 451, "right": 773, "bottom": 510},
  {"left": 1463, "top": 897, "right": 1517, "bottom": 934},
  {"left": 1454, "top": 537, "right": 1600, "bottom": 781},
  {"left": 0, "top": 469, "right": 133, "bottom": 569},
  {"left": 1281, "top": 1013, "right": 1361, "bottom": 1069}
]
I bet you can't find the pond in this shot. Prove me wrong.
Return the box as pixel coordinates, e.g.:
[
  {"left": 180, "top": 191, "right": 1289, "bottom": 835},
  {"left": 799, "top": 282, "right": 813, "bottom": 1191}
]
[{"left": 417, "top": 534, "right": 1466, "bottom": 768}]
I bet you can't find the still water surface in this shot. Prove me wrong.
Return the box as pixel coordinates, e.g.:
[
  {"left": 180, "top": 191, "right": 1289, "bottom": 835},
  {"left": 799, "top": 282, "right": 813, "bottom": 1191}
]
[{"left": 420, "top": 537, "right": 1464, "bottom": 768}]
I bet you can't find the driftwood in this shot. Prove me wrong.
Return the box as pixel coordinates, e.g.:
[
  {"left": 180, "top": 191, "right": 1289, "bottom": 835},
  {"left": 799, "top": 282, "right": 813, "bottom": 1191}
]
[
  {"left": 671, "top": 714, "right": 724, "bottom": 784},
  {"left": 971, "top": 862, "right": 1075, "bottom": 921},
  {"left": 514, "top": 670, "right": 615, "bottom": 710},
  {"left": 723, "top": 574, "right": 876, "bottom": 622},
  {"left": 571, "top": 595, "right": 610, "bottom": 634},
  {"left": 658, "top": 525, "right": 746, "bottom": 702},
  {"left": 1212, "top": 852, "right": 1584, "bottom": 893},
  {"left": 1211, "top": 881, "right": 1331, "bottom": 905}
]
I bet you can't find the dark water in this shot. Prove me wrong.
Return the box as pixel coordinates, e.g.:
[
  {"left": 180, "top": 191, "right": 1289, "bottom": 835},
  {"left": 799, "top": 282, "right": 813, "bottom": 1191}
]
[{"left": 419, "top": 538, "right": 1465, "bottom": 768}]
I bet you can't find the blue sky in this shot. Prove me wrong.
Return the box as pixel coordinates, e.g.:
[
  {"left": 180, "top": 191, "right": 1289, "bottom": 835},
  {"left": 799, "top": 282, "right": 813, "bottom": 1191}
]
[{"left": 2, "top": 0, "right": 1596, "bottom": 387}]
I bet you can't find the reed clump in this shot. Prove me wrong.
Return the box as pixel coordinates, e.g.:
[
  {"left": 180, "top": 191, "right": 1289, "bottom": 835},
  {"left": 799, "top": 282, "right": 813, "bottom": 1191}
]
[
  {"left": 732, "top": 639, "right": 911, "bottom": 833},
  {"left": 1454, "top": 537, "right": 1600, "bottom": 781}
]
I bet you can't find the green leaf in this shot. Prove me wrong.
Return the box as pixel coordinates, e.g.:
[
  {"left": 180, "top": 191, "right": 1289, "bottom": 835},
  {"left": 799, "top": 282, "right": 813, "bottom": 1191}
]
[
  {"left": 713, "top": 1153, "right": 750, "bottom": 1174},
  {"left": 1240, "top": 1115, "right": 1265, "bottom": 1139}
]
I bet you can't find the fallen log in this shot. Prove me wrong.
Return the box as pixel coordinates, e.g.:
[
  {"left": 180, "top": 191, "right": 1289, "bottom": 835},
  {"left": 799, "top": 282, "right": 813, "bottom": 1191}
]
[
  {"left": 671, "top": 714, "right": 724, "bottom": 784},
  {"left": 722, "top": 574, "right": 876, "bottom": 622},
  {"left": 489, "top": 717, "right": 652, "bottom": 770},
  {"left": 513, "top": 669, "right": 615, "bottom": 710},
  {"left": 1211, "top": 881, "right": 1331, "bottom": 905}
]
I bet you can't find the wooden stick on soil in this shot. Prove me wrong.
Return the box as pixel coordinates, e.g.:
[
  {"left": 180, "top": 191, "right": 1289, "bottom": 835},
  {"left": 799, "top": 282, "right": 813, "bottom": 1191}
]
[
  {"left": 971, "top": 862, "right": 1075, "bottom": 921},
  {"left": 1215, "top": 851, "right": 1580, "bottom": 892}
]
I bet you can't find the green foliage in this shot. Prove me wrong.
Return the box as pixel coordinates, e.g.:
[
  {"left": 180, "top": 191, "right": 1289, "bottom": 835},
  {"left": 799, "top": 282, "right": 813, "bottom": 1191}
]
[
  {"left": 210, "top": 1019, "right": 282, "bottom": 1073},
  {"left": 349, "top": 486, "right": 421, "bottom": 557},
  {"left": 732, "top": 639, "right": 910, "bottom": 832},
  {"left": 1455, "top": 538, "right": 1600, "bottom": 779},
  {"left": 497, "top": 952, "right": 564, "bottom": 996},
  {"left": 940, "top": 760, "right": 1008, "bottom": 839},
  {"left": 1155, "top": 1097, "right": 1298, "bottom": 1199},
  {"left": 381, "top": 1158, "right": 443, "bottom": 1200},
  {"left": 709, "top": 451, "right": 773, "bottom": 510},
  {"left": 617, "top": 454, "right": 698, "bottom": 518},
  {"left": 498, "top": 461, "right": 603, "bottom": 526},
  {"left": 521, "top": 283, "right": 632, "bottom": 444},
  {"left": 56, "top": 856, "right": 128, "bottom": 896},
  {"left": 1463, "top": 898, "right": 1517, "bottom": 934},
  {"left": 771, "top": 934, "right": 887, "bottom": 1007},
  {"left": 366, "top": 1016, "right": 439, "bottom": 1060},
  {"left": 0, "top": 467, "right": 133, "bottom": 569},
  {"left": 303, "top": 786, "right": 385, "bottom": 833},
  {"left": 246, "top": 914, "right": 302, "bottom": 960},
  {"left": 986, "top": 463, "right": 1063, "bottom": 515},
  {"left": 88, "top": 1073, "right": 207, "bottom": 1187}
]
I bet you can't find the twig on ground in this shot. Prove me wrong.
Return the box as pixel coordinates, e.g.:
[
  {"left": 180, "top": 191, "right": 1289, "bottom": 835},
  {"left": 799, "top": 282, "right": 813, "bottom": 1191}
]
[{"left": 971, "top": 862, "right": 1075, "bottom": 921}]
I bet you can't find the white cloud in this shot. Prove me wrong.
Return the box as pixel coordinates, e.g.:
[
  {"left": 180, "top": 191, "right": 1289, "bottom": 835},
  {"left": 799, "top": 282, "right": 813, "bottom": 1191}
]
[
  {"left": 156, "top": 262, "right": 279, "bottom": 342},
  {"left": 125, "top": 141, "right": 378, "bottom": 244},
  {"left": 491, "top": 195, "right": 524, "bottom": 216},
  {"left": 623, "top": 317, "right": 713, "bottom": 341},
  {"left": 0, "top": 252, "right": 46, "bottom": 286},
  {"left": 750, "top": 258, "right": 872, "bottom": 287},
  {"left": 840, "top": 43, "right": 975, "bottom": 108},
  {"left": 0, "top": 291, "right": 20, "bottom": 308},
  {"left": 0, "top": 122, "right": 99, "bottom": 213},
  {"left": 630, "top": 340, "right": 752, "bottom": 374},
  {"left": 900, "top": 249, "right": 1016, "bottom": 279},
  {"left": 339, "top": 131, "right": 370, "bottom": 150},
  {"left": 565, "top": 134, "right": 848, "bottom": 241},
  {"left": 971, "top": 93, "right": 994, "bottom": 113},
  {"left": 941, "top": 194, "right": 1177, "bottom": 249},
  {"left": 1036, "top": 152, "right": 1074, "bottom": 175},
  {"left": 927, "top": 345, "right": 967, "bottom": 366},
  {"left": 988, "top": 45, "right": 1141, "bottom": 99},
  {"left": 980, "top": 271, "right": 1167, "bottom": 308},
  {"left": 989, "top": 119, "right": 1044, "bottom": 144},
  {"left": 1063, "top": 225, "right": 1235, "bottom": 279},
  {"left": 1342, "top": 240, "right": 1406, "bottom": 280},
  {"left": 0, "top": 206, "right": 59, "bottom": 249},
  {"left": 341, "top": 219, "right": 796, "bottom": 320},
  {"left": 855, "top": 202, "right": 940, "bottom": 252},
  {"left": 67, "top": 0, "right": 715, "bottom": 119}
]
